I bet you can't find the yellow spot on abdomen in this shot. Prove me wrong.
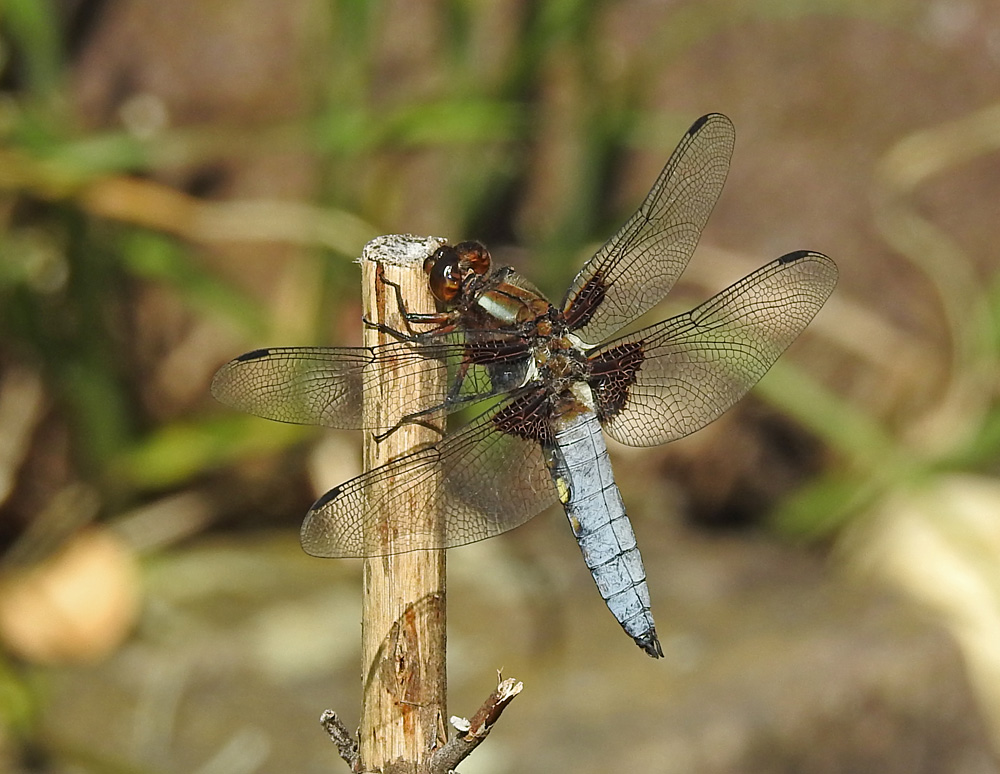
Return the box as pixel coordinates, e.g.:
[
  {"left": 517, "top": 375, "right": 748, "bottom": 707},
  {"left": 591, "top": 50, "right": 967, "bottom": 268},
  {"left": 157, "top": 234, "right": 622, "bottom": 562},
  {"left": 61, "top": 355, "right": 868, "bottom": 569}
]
[{"left": 556, "top": 477, "right": 571, "bottom": 505}]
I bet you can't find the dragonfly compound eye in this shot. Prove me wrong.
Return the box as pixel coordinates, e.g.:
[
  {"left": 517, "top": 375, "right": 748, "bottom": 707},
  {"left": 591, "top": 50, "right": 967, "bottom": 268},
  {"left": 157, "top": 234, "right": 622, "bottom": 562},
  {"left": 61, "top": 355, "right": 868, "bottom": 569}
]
[
  {"left": 424, "top": 245, "right": 452, "bottom": 275},
  {"left": 454, "top": 241, "right": 491, "bottom": 276},
  {"left": 426, "top": 246, "right": 463, "bottom": 303}
]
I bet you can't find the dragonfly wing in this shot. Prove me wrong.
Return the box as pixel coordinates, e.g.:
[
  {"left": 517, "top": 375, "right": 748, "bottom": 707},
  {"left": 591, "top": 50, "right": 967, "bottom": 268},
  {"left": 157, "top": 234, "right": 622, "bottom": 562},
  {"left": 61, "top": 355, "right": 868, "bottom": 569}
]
[
  {"left": 589, "top": 251, "right": 838, "bottom": 447},
  {"left": 300, "top": 389, "right": 559, "bottom": 557},
  {"left": 562, "top": 113, "right": 735, "bottom": 345},
  {"left": 211, "top": 338, "right": 520, "bottom": 432},
  {"left": 211, "top": 346, "right": 371, "bottom": 428}
]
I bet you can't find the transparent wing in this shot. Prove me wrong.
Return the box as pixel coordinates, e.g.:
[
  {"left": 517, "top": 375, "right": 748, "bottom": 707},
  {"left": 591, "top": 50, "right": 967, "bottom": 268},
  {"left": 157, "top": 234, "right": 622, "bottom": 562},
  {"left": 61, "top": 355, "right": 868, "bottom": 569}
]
[
  {"left": 211, "top": 337, "right": 530, "bottom": 432},
  {"left": 300, "top": 390, "right": 559, "bottom": 557},
  {"left": 590, "top": 251, "right": 838, "bottom": 447},
  {"left": 212, "top": 346, "right": 371, "bottom": 428},
  {"left": 561, "top": 113, "right": 736, "bottom": 346}
]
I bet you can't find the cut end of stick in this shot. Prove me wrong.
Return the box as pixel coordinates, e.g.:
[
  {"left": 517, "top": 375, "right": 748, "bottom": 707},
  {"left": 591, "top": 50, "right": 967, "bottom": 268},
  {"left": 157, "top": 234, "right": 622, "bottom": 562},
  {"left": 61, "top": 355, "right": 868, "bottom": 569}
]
[{"left": 360, "top": 234, "right": 447, "bottom": 267}]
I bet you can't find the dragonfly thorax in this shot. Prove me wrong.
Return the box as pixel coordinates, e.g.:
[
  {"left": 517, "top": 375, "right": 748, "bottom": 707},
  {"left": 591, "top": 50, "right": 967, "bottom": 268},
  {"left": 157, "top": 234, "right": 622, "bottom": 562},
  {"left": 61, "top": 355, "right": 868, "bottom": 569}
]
[{"left": 532, "top": 332, "right": 588, "bottom": 386}]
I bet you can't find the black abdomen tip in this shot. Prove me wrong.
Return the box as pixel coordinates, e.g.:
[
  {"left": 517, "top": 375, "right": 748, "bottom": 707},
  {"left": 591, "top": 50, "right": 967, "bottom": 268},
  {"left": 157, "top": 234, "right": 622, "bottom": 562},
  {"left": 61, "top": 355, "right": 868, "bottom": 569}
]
[{"left": 636, "top": 629, "right": 663, "bottom": 659}]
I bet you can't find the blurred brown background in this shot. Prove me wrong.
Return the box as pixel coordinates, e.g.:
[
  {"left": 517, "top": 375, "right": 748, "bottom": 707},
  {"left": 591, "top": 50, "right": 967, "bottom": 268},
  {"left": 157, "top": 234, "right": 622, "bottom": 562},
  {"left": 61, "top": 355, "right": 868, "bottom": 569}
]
[{"left": 2, "top": 1, "right": 1000, "bottom": 772}]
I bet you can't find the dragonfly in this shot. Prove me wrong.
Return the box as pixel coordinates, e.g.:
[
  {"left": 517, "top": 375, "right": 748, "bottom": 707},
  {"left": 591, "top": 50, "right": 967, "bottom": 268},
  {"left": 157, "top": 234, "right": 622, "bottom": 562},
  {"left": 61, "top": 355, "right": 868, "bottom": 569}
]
[{"left": 212, "top": 114, "right": 838, "bottom": 658}]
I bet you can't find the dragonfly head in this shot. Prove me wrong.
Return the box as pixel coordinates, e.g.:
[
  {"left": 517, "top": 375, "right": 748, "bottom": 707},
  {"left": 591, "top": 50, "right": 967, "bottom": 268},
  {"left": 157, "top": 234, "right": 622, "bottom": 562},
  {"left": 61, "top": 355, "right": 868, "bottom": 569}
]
[{"left": 424, "top": 240, "right": 492, "bottom": 305}]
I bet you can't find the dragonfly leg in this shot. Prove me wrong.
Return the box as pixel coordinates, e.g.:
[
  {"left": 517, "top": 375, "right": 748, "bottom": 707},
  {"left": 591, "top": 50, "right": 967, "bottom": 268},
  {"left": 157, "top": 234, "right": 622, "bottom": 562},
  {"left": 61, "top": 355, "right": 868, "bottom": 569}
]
[
  {"left": 372, "top": 414, "right": 444, "bottom": 444},
  {"left": 370, "top": 362, "right": 480, "bottom": 443},
  {"left": 362, "top": 317, "right": 419, "bottom": 341},
  {"left": 361, "top": 313, "right": 464, "bottom": 345},
  {"left": 368, "top": 264, "right": 458, "bottom": 338},
  {"left": 375, "top": 264, "right": 417, "bottom": 336}
]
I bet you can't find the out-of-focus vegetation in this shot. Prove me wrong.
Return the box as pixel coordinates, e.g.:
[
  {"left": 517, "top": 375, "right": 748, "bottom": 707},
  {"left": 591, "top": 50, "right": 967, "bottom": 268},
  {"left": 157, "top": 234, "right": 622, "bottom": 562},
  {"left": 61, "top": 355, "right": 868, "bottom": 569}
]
[{"left": 1, "top": 1, "right": 1000, "bottom": 772}]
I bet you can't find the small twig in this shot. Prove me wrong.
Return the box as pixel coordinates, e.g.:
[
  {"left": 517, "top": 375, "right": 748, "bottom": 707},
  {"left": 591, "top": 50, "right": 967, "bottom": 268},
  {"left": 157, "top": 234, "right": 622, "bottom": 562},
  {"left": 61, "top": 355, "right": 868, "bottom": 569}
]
[
  {"left": 319, "top": 710, "right": 361, "bottom": 773},
  {"left": 428, "top": 677, "right": 524, "bottom": 774}
]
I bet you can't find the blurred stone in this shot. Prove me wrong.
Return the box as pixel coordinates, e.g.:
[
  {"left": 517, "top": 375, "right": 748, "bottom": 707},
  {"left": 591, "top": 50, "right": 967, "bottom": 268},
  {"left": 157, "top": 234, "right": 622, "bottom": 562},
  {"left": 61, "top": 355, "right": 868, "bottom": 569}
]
[
  {"left": 0, "top": 527, "right": 141, "bottom": 664},
  {"left": 851, "top": 473, "right": 1000, "bottom": 751}
]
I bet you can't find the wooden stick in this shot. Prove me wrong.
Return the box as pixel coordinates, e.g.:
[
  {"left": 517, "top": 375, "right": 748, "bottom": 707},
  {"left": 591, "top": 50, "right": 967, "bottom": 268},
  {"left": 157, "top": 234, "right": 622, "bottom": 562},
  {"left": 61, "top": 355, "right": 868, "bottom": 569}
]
[{"left": 359, "top": 235, "right": 448, "bottom": 771}]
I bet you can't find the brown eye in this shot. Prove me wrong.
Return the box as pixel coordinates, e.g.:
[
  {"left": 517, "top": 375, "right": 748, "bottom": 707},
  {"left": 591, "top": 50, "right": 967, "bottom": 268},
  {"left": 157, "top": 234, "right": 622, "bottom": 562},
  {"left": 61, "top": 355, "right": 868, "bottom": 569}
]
[
  {"left": 454, "top": 240, "right": 491, "bottom": 276},
  {"left": 423, "top": 249, "right": 443, "bottom": 275},
  {"left": 426, "top": 246, "right": 462, "bottom": 303}
]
